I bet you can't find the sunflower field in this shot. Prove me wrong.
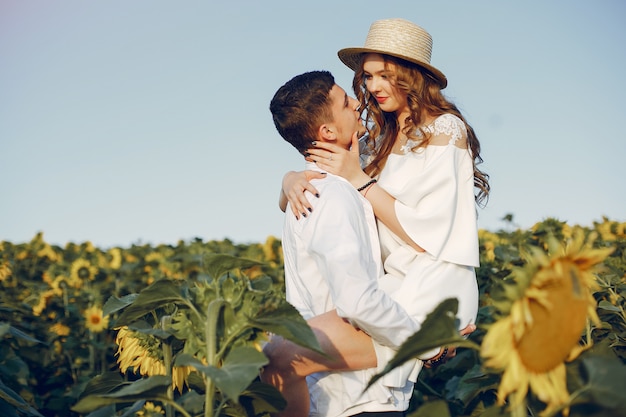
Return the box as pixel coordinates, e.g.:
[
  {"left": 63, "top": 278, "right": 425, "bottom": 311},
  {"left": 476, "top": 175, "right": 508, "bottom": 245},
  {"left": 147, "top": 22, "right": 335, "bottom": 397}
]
[{"left": 0, "top": 217, "right": 624, "bottom": 417}]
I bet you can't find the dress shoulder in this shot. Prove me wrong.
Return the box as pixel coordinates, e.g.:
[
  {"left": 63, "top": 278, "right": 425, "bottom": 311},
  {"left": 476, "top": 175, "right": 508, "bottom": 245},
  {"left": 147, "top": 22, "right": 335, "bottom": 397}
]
[{"left": 426, "top": 114, "right": 467, "bottom": 146}]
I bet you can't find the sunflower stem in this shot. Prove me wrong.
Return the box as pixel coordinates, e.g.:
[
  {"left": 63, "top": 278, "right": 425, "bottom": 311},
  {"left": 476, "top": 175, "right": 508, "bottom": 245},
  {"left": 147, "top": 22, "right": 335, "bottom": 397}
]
[
  {"left": 156, "top": 397, "right": 193, "bottom": 417},
  {"left": 88, "top": 330, "right": 95, "bottom": 374},
  {"left": 215, "top": 324, "right": 252, "bottom": 360},
  {"left": 204, "top": 299, "right": 226, "bottom": 417},
  {"left": 161, "top": 316, "right": 174, "bottom": 417},
  {"left": 62, "top": 283, "right": 69, "bottom": 318}
]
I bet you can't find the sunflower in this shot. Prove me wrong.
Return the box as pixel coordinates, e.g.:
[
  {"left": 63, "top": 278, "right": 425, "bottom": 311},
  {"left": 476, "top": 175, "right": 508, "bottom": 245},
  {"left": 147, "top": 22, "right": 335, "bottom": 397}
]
[
  {"left": 108, "top": 248, "right": 122, "bottom": 270},
  {"left": 32, "top": 289, "right": 56, "bottom": 316},
  {"left": 595, "top": 218, "right": 626, "bottom": 241},
  {"left": 70, "top": 258, "right": 98, "bottom": 283},
  {"left": 0, "top": 261, "right": 12, "bottom": 282},
  {"left": 136, "top": 401, "right": 164, "bottom": 416},
  {"left": 37, "top": 244, "right": 60, "bottom": 262},
  {"left": 50, "top": 322, "right": 71, "bottom": 337},
  {"left": 50, "top": 275, "right": 70, "bottom": 295},
  {"left": 262, "top": 235, "right": 281, "bottom": 262},
  {"left": 115, "top": 326, "right": 192, "bottom": 393},
  {"left": 82, "top": 241, "right": 96, "bottom": 253},
  {"left": 480, "top": 230, "right": 614, "bottom": 417},
  {"left": 144, "top": 252, "right": 164, "bottom": 263},
  {"left": 243, "top": 264, "right": 264, "bottom": 279},
  {"left": 84, "top": 305, "right": 109, "bottom": 333},
  {"left": 479, "top": 229, "right": 508, "bottom": 263}
]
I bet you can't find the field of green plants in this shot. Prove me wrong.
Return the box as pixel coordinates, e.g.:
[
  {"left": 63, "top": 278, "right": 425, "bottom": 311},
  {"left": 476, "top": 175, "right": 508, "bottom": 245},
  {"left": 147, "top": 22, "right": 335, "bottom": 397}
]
[{"left": 1, "top": 217, "right": 624, "bottom": 417}]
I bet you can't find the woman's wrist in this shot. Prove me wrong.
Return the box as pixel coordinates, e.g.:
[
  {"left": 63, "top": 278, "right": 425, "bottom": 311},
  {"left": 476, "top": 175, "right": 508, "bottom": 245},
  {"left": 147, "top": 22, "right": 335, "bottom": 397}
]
[
  {"left": 427, "top": 346, "right": 448, "bottom": 367},
  {"left": 351, "top": 173, "right": 373, "bottom": 189},
  {"left": 357, "top": 179, "right": 377, "bottom": 194}
]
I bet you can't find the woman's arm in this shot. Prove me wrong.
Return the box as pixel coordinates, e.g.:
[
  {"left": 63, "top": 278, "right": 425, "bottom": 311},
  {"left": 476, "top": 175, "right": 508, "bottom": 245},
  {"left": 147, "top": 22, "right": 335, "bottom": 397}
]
[
  {"left": 308, "top": 136, "right": 424, "bottom": 253},
  {"left": 357, "top": 181, "right": 425, "bottom": 253},
  {"left": 278, "top": 170, "right": 326, "bottom": 218}
]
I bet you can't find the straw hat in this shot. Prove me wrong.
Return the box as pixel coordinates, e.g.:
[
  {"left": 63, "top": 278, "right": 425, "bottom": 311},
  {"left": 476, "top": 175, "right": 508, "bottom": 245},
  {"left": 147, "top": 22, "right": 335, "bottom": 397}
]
[{"left": 338, "top": 18, "right": 447, "bottom": 89}]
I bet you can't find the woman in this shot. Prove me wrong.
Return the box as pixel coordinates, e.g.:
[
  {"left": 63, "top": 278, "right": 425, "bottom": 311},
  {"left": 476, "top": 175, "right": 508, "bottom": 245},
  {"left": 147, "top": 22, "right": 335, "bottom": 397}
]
[
  {"left": 283, "top": 16, "right": 488, "bottom": 329},
  {"left": 275, "top": 18, "right": 489, "bottom": 416}
]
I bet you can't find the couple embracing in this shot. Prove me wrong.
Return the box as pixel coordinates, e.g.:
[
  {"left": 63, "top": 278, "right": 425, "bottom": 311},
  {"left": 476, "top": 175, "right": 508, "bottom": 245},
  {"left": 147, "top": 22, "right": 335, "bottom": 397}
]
[{"left": 263, "top": 18, "right": 489, "bottom": 417}]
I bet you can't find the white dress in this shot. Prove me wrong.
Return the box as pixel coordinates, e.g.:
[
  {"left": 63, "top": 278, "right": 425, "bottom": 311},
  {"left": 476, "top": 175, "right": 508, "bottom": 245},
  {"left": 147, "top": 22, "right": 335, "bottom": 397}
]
[{"left": 370, "top": 113, "right": 480, "bottom": 386}]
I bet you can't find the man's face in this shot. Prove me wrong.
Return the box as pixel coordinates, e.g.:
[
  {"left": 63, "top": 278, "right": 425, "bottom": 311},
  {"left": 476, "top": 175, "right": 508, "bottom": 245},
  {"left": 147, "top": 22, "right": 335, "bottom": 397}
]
[{"left": 327, "top": 84, "right": 365, "bottom": 149}]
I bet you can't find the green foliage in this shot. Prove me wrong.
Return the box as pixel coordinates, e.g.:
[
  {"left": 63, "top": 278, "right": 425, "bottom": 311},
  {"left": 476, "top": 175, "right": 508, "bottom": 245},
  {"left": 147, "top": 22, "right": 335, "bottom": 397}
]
[
  {"left": 399, "top": 218, "right": 626, "bottom": 417},
  {"left": 74, "top": 253, "right": 318, "bottom": 417},
  {"left": 366, "top": 298, "right": 479, "bottom": 390},
  {"left": 0, "top": 218, "right": 624, "bottom": 417}
]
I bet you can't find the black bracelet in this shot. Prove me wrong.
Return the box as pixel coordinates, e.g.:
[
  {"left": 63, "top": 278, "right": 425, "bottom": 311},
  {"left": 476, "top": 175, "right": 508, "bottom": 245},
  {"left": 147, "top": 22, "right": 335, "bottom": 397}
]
[
  {"left": 428, "top": 346, "right": 448, "bottom": 366},
  {"left": 357, "top": 178, "right": 377, "bottom": 192}
]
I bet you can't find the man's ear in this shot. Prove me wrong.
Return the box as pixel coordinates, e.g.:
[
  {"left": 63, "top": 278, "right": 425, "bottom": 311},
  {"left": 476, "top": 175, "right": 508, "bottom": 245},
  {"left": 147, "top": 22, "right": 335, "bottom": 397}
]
[{"left": 319, "top": 124, "right": 337, "bottom": 141}]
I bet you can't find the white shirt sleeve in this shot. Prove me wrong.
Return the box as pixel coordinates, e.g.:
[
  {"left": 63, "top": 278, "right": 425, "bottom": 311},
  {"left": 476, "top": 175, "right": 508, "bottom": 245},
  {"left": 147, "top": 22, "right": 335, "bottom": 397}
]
[{"left": 303, "top": 181, "right": 419, "bottom": 348}]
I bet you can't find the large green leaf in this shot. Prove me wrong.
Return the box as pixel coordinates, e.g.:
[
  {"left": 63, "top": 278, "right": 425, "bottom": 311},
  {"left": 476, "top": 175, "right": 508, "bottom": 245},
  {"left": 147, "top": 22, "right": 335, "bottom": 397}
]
[
  {"left": 0, "top": 378, "right": 44, "bottom": 417},
  {"left": 177, "top": 391, "right": 205, "bottom": 415},
  {"left": 249, "top": 302, "right": 323, "bottom": 355},
  {"left": 175, "top": 346, "right": 268, "bottom": 402},
  {"left": 126, "top": 320, "right": 172, "bottom": 340},
  {"left": 204, "top": 254, "right": 264, "bottom": 279},
  {"left": 102, "top": 294, "right": 139, "bottom": 317},
  {"left": 0, "top": 323, "right": 9, "bottom": 338},
  {"left": 366, "top": 298, "right": 479, "bottom": 389},
  {"left": 78, "top": 372, "right": 125, "bottom": 397},
  {"left": 238, "top": 381, "right": 286, "bottom": 414},
  {"left": 71, "top": 376, "right": 170, "bottom": 413},
  {"left": 569, "top": 354, "right": 626, "bottom": 416},
  {"left": 248, "top": 274, "right": 273, "bottom": 292},
  {"left": 409, "top": 399, "right": 451, "bottom": 417},
  {"left": 0, "top": 323, "right": 42, "bottom": 345},
  {"left": 114, "top": 280, "right": 187, "bottom": 326},
  {"left": 444, "top": 363, "right": 500, "bottom": 406},
  {"left": 86, "top": 404, "right": 118, "bottom": 417}
]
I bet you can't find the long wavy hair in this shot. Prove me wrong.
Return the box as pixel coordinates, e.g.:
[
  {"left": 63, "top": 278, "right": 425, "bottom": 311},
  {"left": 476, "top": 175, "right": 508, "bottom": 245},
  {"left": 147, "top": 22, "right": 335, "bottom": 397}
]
[{"left": 353, "top": 54, "right": 490, "bottom": 206}]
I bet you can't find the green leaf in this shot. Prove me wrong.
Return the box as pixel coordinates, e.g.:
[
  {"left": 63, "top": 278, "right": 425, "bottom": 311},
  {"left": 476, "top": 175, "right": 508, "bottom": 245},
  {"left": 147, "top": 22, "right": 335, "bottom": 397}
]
[
  {"left": 249, "top": 274, "right": 273, "bottom": 292},
  {"left": 239, "top": 381, "right": 286, "bottom": 414},
  {"left": 102, "top": 294, "right": 139, "bottom": 317},
  {"left": 114, "top": 280, "right": 187, "bottom": 326},
  {"left": 0, "top": 377, "right": 44, "bottom": 417},
  {"left": 0, "top": 323, "right": 9, "bottom": 338},
  {"left": 409, "top": 399, "right": 450, "bottom": 417},
  {"left": 71, "top": 376, "right": 170, "bottom": 413},
  {"left": 477, "top": 403, "right": 509, "bottom": 417},
  {"left": 177, "top": 391, "right": 205, "bottom": 415},
  {"left": 9, "top": 326, "right": 42, "bottom": 344},
  {"left": 597, "top": 300, "right": 622, "bottom": 313},
  {"left": 366, "top": 298, "right": 479, "bottom": 390},
  {"left": 0, "top": 323, "right": 42, "bottom": 344},
  {"left": 569, "top": 354, "right": 626, "bottom": 416},
  {"left": 127, "top": 321, "right": 172, "bottom": 340},
  {"left": 78, "top": 372, "right": 125, "bottom": 398},
  {"left": 175, "top": 346, "right": 268, "bottom": 402},
  {"left": 250, "top": 302, "right": 324, "bottom": 355},
  {"left": 445, "top": 363, "right": 500, "bottom": 406},
  {"left": 204, "top": 254, "right": 264, "bottom": 279},
  {"left": 85, "top": 404, "right": 118, "bottom": 417}
]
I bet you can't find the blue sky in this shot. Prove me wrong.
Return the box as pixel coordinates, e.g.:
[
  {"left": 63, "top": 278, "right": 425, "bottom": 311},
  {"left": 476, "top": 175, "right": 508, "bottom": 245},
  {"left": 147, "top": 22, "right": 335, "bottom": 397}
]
[{"left": 1, "top": 0, "right": 624, "bottom": 248}]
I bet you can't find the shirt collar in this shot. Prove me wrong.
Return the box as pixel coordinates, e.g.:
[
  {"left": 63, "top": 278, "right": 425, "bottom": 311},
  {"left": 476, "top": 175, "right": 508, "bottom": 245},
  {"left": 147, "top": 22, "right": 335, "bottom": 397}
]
[{"left": 304, "top": 160, "right": 326, "bottom": 173}]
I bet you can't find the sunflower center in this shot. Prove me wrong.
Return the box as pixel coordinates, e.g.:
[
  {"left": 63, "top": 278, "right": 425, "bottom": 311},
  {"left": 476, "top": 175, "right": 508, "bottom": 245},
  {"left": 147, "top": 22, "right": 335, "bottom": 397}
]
[
  {"left": 516, "top": 263, "right": 588, "bottom": 373},
  {"left": 90, "top": 315, "right": 102, "bottom": 325},
  {"left": 78, "top": 267, "right": 91, "bottom": 280}
]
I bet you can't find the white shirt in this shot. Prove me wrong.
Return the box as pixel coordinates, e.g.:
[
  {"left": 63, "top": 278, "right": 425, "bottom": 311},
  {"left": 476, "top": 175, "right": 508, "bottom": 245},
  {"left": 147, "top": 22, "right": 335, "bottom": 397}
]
[{"left": 282, "top": 162, "right": 418, "bottom": 417}]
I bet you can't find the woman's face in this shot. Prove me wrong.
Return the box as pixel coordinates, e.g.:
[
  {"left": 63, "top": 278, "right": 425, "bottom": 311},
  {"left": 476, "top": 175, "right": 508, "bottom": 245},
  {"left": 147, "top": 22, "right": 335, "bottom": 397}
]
[{"left": 362, "top": 53, "right": 408, "bottom": 116}]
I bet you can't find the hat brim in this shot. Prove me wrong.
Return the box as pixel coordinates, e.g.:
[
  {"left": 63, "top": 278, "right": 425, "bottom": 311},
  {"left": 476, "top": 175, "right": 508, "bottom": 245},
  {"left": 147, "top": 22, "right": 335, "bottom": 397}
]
[{"left": 338, "top": 47, "right": 447, "bottom": 89}]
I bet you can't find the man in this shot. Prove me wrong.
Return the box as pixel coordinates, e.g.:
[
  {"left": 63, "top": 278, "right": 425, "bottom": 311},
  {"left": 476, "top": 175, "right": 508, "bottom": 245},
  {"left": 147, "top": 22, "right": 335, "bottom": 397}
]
[{"left": 262, "top": 70, "right": 426, "bottom": 417}]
